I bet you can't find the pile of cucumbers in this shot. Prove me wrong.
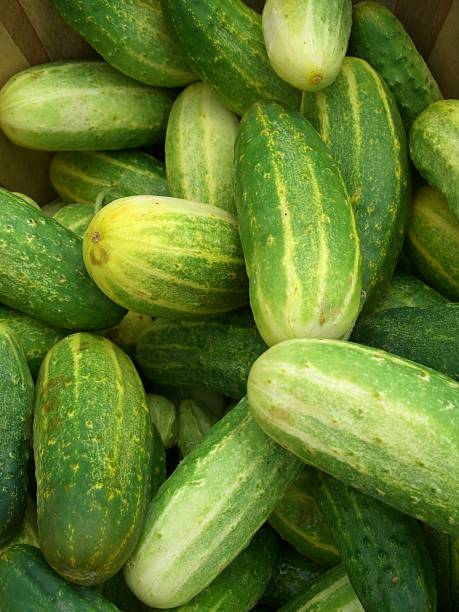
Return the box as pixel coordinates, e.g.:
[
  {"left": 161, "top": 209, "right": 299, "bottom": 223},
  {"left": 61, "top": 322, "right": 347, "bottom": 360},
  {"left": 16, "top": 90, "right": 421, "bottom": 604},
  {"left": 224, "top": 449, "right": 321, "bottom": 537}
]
[{"left": 0, "top": 0, "right": 458, "bottom": 610}]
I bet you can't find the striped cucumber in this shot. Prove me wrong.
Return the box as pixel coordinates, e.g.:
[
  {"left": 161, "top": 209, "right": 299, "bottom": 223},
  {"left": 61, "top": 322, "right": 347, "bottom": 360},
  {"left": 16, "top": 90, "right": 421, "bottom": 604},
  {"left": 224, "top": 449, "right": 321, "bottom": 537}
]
[
  {"left": 177, "top": 398, "right": 218, "bottom": 457},
  {"left": 146, "top": 394, "right": 178, "bottom": 450},
  {"left": 34, "top": 333, "right": 153, "bottom": 585},
  {"left": 160, "top": 0, "right": 301, "bottom": 116},
  {"left": 41, "top": 199, "right": 66, "bottom": 216},
  {"left": 165, "top": 82, "right": 239, "bottom": 214},
  {"left": 50, "top": 150, "right": 169, "bottom": 206},
  {"left": 83, "top": 196, "right": 248, "bottom": 318},
  {"left": 101, "top": 311, "right": 153, "bottom": 360},
  {"left": 349, "top": 1, "right": 442, "bottom": 128},
  {"left": 0, "top": 61, "right": 173, "bottom": 151},
  {"left": 124, "top": 398, "right": 303, "bottom": 608},
  {"left": 410, "top": 99, "right": 459, "bottom": 220},
  {"left": 370, "top": 271, "right": 447, "bottom": 315},
  {"left": 262, "top": 0, "right": 352, "bottom": 91},
  {"left": 54, "top": 202, "right": 94, "bottom": 237},
  {"left": 12, "top": 193, "right": 39, "bottom": 209},
  {"left": 425, "top": 528, "right": 459, "bottom": 612},
  {"left": 248, "top": 338, "right": 459, "bottom": 536},
  {"left": 51, "top": 0, "right": 195, "bottom": 87},
  {"left": 301, "top": 57, "right": 410, "bottom": 308},
  {"left": 235, "top": 101, "right": 361, "bottom": 345},
  {"left": 406, "top": 185, "right": 459, "bottom": 300}
]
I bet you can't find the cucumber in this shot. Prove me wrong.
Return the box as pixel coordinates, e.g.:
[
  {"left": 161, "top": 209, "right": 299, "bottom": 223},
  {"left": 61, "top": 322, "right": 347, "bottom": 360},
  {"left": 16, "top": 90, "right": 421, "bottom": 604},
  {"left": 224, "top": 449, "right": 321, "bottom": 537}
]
[
  {"left": 410, "top": 99, "right": 459, "bottom": 220},
  {"left": 165, "top": 82, "right": 239, "bottom": 215},
  {"left": 406, "top": 185, "right": 459, "bottom": 300},
  {"left": 424, "top": 528, "right": 459, "bottom": 612},
  {"left": 41, "top": 199, "right": 66, "bottom": 216},
  {"left": 100, "top": 311, "right": 153, "bottom": 360},
  {"left": 0, "top": 497, "right": 38, "bottom": 553},
  {"left": 0, "top": 60, "right": 173, "bottom": 151},
  {"left": 124, "top": 397, "right": 303, "bottom": 608},
  {"left": 177, "top": 399, "right": 218, "bottom": 457},
  {"left": 248, "top": 338, "right": 459, "bottom": 536},
  {"left": 0, "top": 326, "right": 34, "bottom": 545},
  {"left": 146, "top": 394, "right": 178, "bottom": 449},
  {"left": 270, "top": 467, "right": 339, "bottom": 568},
  {"left": 51, "top": 0, "right": 195, "bottom": 87},
  {"left": 160, "top": 0, "right": 301, "bottom": 116},
  {"left": 99, "top": 571, "right": 150, "bottom": 612},
  {"left": 34, "top": 333, "right": 153, "bottom": 585},
  {"left": 279, "top": 564, "right": 363, "bottom": 612},
  {"left": 83, "top": 196, "right": 248, "bottom": 318},
  {"left": 349, "top": 1, "right": 442, "bottom": 128},
  {"left": 50, "top": 150, "right": 169, "bottom": 206},
  {"left": 53, "top": 202, "right": 94, "bottom": 237},
  {"left": 301, "top": 57, "right": 410, "bottom": 308},
  {"left": 262, "top": 0, "right": 352, "bottom": 91},
  {"left": 0, "top": 188, "right": 125, "bottom": 330},
  {"left": 135, "top": 310, "right": 267, "bottom": 399},
  {"left": 352, "top": 305, "right": 459, "bottom": 380},
  {"left": 0, "top": 304, "right": 66, "bottom": 378},
  {"left": 235, "top": 100, "right": 361, "bottom": 345},
  {"left": 150, "top": 423, "right": 167, "bottom": 499},
  {"left": 318, "top": 472, "right": 436, "bottom": 611},
  {"left": 370, "top": 271, "right": 447, "bottom": 315},
  {"left": 12, "top": 192, "right": 39, "bottom": 209},
  {"left": 0, "top": 545, "right": 120, "bottom": 611}
]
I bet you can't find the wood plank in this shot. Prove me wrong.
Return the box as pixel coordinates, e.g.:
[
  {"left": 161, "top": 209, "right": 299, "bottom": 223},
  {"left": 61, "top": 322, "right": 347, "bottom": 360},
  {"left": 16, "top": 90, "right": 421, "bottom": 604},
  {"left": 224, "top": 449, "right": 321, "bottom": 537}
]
[
  {"left": 428, "top": 0, "right": 459, "bottom": 99},
  {"left": 1, "top": 0, "right": 49, "bottom": 66},
  {"left": 394, "top": 0, "right": 454, "bottom": 57}
]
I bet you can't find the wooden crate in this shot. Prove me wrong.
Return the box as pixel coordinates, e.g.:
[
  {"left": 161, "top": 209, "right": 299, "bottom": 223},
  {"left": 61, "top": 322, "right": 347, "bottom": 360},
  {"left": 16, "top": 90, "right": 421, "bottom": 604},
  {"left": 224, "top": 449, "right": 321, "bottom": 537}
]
[{"left": 1, "top": 0, "right": 457, "bottom": 203}]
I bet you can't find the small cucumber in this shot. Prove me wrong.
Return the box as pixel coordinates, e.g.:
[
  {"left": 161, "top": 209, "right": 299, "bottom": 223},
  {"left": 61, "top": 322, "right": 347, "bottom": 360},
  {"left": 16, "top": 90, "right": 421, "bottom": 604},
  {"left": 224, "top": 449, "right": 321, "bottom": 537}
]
[
  {"left": 369, "top": 271, "right": 447, "bottom": 315},
  {"left": 177, "top": 398, "right": 218, "bottom": 457},
  {"left": 53, "top": 202, "right": 94, "bottom": 237},
  {"left": 147, "top": 394, "right": 178, "bottom": 450}
]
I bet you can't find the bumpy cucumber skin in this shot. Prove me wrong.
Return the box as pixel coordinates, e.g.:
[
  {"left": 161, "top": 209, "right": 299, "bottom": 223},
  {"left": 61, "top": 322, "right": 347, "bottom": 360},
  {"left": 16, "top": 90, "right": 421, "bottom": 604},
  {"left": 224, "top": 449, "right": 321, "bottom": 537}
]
[
  {"left": 410, "top": 100, "right": 459, "bottom": 220},
  {"left": 136, "top": 310, "right": 267, "bottom": 399},
  {"left": 51, "top": 0, "right": 195, "bottom": 87},
  {"left": 50, "top": 150, "right": 169, "bottom": 206},
  {"left": 147, "top": 394, "right": 178, "bottom": 450},
  {"left": 302, "top": 57, "right": 410, "bottom": 309},
  {"left": 165, "top": 82, "right": 239, "bottom": 214},
  {"left": 235, "top": 101, "right": 361, "bottom": 346},
  {"left": 369, "top": 271, "right": 447, "bottom": 315},
  {"left": 160, "top": 0, "right": 301, "bottom": 116},
  {"left": 0, "top": 189, "right": 125, "bottom": 330},
  {"left": 0, "top": 61, "right": 173, "bottom": 151},
  {"left": 177, "top": 399, "right": 218, "bottom": 457},
  {"left": 270, "top": 467, "right": 339, "bottom": 568},
  {"left": 425, "top": 527, "right": 459, "bottom": 612},
  {"left": 248, "top": 338, "right": 459, "bottom": 536},
  {"left": 54, "top": 203, "right": 94, "bottom": 237},
  {"left": 124, "top": 398, "right": 303, "bottom": 608},
  {"left": 349, "top": 1, "right": 442, "bottom": 129},
  {"left": 34, "top": 333, "right": 153, "bottom": 585},
  {"left": 406, "top": 185, "right": 459, "bottom": 300},
  {"left": 0, "top": 326, "right": 34, "bottom": 545},
  {"left": 318, "top": 473, "right": 436, "bottom": 612}
]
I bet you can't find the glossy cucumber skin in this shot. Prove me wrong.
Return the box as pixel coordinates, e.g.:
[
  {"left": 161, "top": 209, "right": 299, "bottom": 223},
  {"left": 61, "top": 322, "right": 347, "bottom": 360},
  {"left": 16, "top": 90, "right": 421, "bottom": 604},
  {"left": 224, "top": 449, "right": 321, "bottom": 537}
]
[
  {"left": 34, "top": 333, "right": 153, "bottom": 585},
  {"left": 83, "top": 196, "right": 248, "bottom": 318},
  {"left": 235, "top": 101, "right": 361, "bottom": 346},
  {"left": 0, "top": 326, "right": 34, "bottom": 545},
  {"left": 135, "top": 310, "right": 267, "bottom": 399},
  {"left": 50, "top": 150, "right": 169, "bottom": 206},
  {"left": 410, "top": 100, "right": 459, "bottom": 221},
  {"left": 302, "top": 57, "right": 410, "bottom": 309},
  {"left": 165, "top": 82, "right": 239, "bottom": 214},
  {"left": 160, "top": 0, "right": 301, "bottom": 116},
  {"left": 349, "top": 1, "right": 442, "bottom": 128},
  {"left": 0, "top": 188, "right": 125, "bottom": 330},
  {"left": 51, "top": 0, "right": 195, "bottom": 87},
  {"left": 248, "top": 338, "right": 459, "bottom": 536},
  {"left": 54, "top": 203, "right": 94, "bottom": 237},
  {"left": 425, "top": 527, "right": 459, "bottom": 612},
  {"left": 0, "top": 61, "right": 173, "bottom": 151},
  {"left": 124, "top": 398, "right": 303, "bottom": 608},
  {"left": 369, "top": 271, "right": 447, "bottom": 315},
  {"left": 406, "top": 185, "right": 459, "bottom": 300},
  {"left": 147, "top": 394, "right": 178, "bottom": 450},
  {"left": 318, "top": 473, "right": 436, "bottom": 612},
  {"left": 270, "top": 467, "right": 339, "bottom": 568},
  {"left": 177, "top": 398, "right": 218, "bottom": 457}
]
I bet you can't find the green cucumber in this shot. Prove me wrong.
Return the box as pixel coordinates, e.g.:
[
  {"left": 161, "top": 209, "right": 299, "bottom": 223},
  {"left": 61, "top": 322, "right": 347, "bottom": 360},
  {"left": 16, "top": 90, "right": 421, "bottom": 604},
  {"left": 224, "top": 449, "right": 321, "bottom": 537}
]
[
  {"left": 51, "top": 0, "right": 195, "bottom": 87},
  {"left": 352, "top": 305, "right": 459, "bottom": 380},
  {"left": 318, "top": 472, "right": 436, "bottom": 611},
  {"left": 270, "top": 467, "right": 339, "bottom": 568},
  {"left": 34, "top": 333, "right": 153, "bottom": 585},
  {"left": 177, "top": 399, "right": 218, "bottom": 457},
  {"left": 100, "top": 311, "right": 153, "bottom": 360},
  {"left": 99, "top": 571, "right": 150, "bottom": 612},
  {"left": 160, "top": 0, "right": 301, "bottom": 116},
  {"left": 12, "top": 192, "right": 39, "bottom": 209},
  {"left": 406, "top": 185, "right": 459, "bottom": 300},
  {"left": 124, "top": 397, "right": 303, "bottom": 608},
  {"left": 370, "top": 271, "right": 447, "bottom": 315},
  {"left": 0, "top": 60, "right": 173, "bottom": 151},
  {"left": 41, "top": 199, "right": 66, "bottom": 216},
  {"left": 0, "top": 188, "right": 125, "bottom": 330},
  {"left": 235, "top": 100, "right": 361, "bottom": 345},
  {"left": 248, "top": 338, "right": 459, "bottom": 536},
  {"left": 150, "top": 423, "right": 167, "bottom": 499},
  {"left": 301, "top": 57, "right": 410, "bottom": 308},
  {"left": 349, "top": 1, "right": 442, "bottom": 128},
  {"left": 83, "top": 196, "right": 248, "bottom": 318},
  {"left": 0, "top": 497, "right": 38, "bottom": 553},
  {"left": 0, "top": 544, "right": 120, "bottom": 611},
  {"left": 146, "top": 394, "right": 178, "bottom": 449},
  {"left": 50, "top": 150, "right": 169, "bottom": 206},
  {"left": 53, "top": 202, "right": 94, "bottom": 237},
  {"left": 424, "top": 528, "right": 459, "bottom": 612},
  {"left": 262, "top": 0, "right": 352, "bottom": 91},
  {"left": 410, "top": 99, "right": 459, "bottom": 220},
  {"left": 135, "top": 310, "right": 267, "bottom": 399},
  {"left": 165, "top": 82, "right": 238, "bottom": 215},
  {"left": 0, "top": 326, "right": 34, "bottom": 545}
]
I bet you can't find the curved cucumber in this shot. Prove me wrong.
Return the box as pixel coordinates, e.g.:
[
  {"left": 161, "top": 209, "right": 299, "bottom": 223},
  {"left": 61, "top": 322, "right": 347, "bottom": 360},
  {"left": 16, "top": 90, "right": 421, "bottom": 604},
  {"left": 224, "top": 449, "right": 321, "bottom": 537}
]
[
  {"left": 54, "top": 202, "right": 94, "bottom": 237},
  {"left": 100, "top": 311, "right": 153, "bottom": 360},
  {"left": 177, "top": 398, "right": 218, "bottom": 457},
  {"left": 41, "top": 199, "right": 66, "bottom": 216},
  {"left": 147, "top": 394, "right": 178, "bottom": 450},
  {"left": 370, "top": 271, "right": 447, "bottom": 315},
  {"left": 12, "top": 192, "right": 39, "bottom": 209},
  {"left": 0, "top": 497, "right": 38, "bottom": 553}
]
